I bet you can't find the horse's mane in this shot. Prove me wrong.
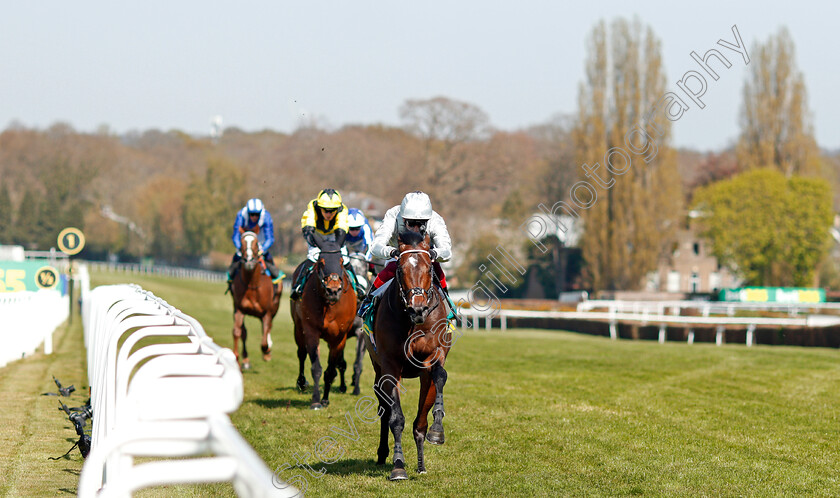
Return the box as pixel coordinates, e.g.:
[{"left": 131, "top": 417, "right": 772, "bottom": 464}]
[{"left": 398, "top": 230, "right": 426, "bottom": 247}]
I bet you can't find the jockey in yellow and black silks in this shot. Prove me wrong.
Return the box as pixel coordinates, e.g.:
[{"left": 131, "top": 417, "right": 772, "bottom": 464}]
[{"left": 290, "top": 189, "right": 362, "bottom": 300}]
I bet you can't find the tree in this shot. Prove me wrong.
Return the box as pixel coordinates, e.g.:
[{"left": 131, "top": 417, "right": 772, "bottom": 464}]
[
  {"left": 574, "top": 18, "right": 683, "bottom": 291},
  {"left": 399, "top": 96, "right": 497, "bottom": 207},
  {"left": 0, "top": 181, "right": 12, "bottom": 244},
  {"left": 182, "top": 158, "right": 245, "bottom": 257},
  {"left": 692, "top": 168, "right": 832, "bottom": 286},
  {"left": 133, "top": 175, "right": 187, "bottom": 262},
  {"left": 14, "top": 188, "right": 41, "bottom": 247},
  {"left": 737, "top": 28, "right": 820, "bottom": 177}
]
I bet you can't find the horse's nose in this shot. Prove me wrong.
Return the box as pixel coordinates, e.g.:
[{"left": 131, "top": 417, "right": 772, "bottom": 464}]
[{"left": 411, "top": 305, "right": 428, "bottom": 322}]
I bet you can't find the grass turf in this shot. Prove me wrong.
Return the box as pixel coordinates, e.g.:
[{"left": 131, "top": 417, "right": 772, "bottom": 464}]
[{"left": 4, "top": 269, "right": 840, "bottom": 496}]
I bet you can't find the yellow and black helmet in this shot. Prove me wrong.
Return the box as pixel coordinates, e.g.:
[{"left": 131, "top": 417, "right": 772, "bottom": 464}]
[{"left": 315, "top": 188, "right": 342, "bottom": 209}]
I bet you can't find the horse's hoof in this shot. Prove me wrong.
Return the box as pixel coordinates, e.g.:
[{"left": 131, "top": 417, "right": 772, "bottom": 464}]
[
  {"left": 296, "top": 378, "right": 308, "bottom": 392},
  {"left": 417, "top": 467, "right": 427, "bottom": 475},
  {"left": 339, "top": 385, "right": 347, "bottom": 394},
  {"left": 352, "top": 387, "right": 360, "bottom": 396},
  {"left": 242, "top": 361, "right": 251, "bottom": 371},
  {"left": 389, "top": 468, "right": 408, "bottom": 481},
  {"left": 426, "top": 430, "right": 445, "bottom": 445},
  {"left": 320, "top": 399, "right": 330, "bottom": 407},
  {"left": 310, "top": 403, "right": 322, "bottom": 410},
  {"left": 263, "top": 353, "right": 271, "bottom": 362}
]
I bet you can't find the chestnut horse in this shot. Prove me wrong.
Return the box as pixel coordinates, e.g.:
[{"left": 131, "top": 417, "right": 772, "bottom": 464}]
[
  {"left": 290, "top": 238, "right": 357, "bottom": 409},
  {"left": 365, "top": 230, "right": 451, "bottom": 480},
  {"left": 231, "top": 226, "right": 281, "bottom": 370}
]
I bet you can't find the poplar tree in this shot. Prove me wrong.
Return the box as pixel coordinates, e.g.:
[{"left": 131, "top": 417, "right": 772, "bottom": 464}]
[
  {"left": 574, "top": 18, "right": 682, "bottom": 291},
  {"left": 737, "top": 27, "right": 820, "bottom": 176}
]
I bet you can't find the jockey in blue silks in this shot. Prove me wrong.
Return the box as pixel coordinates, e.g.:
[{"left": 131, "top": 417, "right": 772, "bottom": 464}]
[
  {"left": 345, "top": 208, "right": 373, "bottom": 260},
  {"left": 227, "top": 198, "right": 281, "bottom": 283}
]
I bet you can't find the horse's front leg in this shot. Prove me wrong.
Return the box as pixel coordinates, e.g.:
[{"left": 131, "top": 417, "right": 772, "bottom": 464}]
[
  {"left": 383, "top": 370, "right": 407, "bottom": 480},
  {"left": 372, "top": 366, "right": 391, "bottom": 466},
  {"left": 232, "top": 310, "right": 246, "bottom": 370},
  {"left": 337, "top": 347, "right": 348, "bottom": 394},
  {"left": 261, "top": 313, "right": 272, "bottom": 361},
  {"left": 414, "top": 371, "right": 435, "bottom": 474},
  {"left": 426, "top": 363, "right": 447, "bottom": 444},
  {"left": 307, "top": 333, "right": 323, "bottom": 409},
  {"left": 352, "top": 317, "right": 364, "bottom": 395}
]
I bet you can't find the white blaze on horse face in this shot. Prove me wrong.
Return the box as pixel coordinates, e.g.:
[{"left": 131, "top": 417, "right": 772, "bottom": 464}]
[
  {"left": 407, "top": 255, "right": 418, "bottom": 269},
  {"left": 243, "top": 233, "right": 256, "bottom": 260}
]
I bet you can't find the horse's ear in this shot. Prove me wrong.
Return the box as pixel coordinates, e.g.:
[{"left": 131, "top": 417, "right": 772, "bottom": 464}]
[
  {"left": 252, "top": 225, "right": 260, "bottom": 234},
  {"left": 423, "top": 233, "right": 431, "bottom": 249},
  {"left": 239, "top": 227, "right": 245, "bottom": 234}
]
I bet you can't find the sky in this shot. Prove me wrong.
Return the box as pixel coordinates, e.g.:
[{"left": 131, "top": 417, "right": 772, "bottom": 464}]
[{"left": 1, "top": 1, "right": 838, "bottom": 151}]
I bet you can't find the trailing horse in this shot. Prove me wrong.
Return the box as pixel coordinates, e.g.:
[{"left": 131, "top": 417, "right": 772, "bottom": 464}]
[
  {"left": 348, "top": 252, "right": 372, "bottom": 395},
  {"left": 230, "top": 226, "right": 281, "bottom": 370},
  {"left": 364, "top": 230, "right": 452, "bottom": 480},
  {"left": 290, "top": 238, "right": 357, "bottom": 409}
]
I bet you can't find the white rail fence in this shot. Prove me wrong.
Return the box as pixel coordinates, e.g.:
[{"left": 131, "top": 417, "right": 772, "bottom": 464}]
[
  {"left": 459, "top": 304, "right": 840, "bottom": 347},
  {"left": 85, "top": 261, "right": 226, "bottom": 282},
  {"left": 0, "top": 289, "right": 69, "bottom": 368},
  {"left": 577, "top": 299, "right": 840, "bottom": 316},
  {"left": 79, "top": 283, "right": 297, "bottom": 497}
]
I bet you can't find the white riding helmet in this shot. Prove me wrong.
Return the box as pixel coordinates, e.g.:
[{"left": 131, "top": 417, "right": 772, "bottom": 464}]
[
  {"left": 348, "top": 210, "right": 366, "bottom": 229},
  {"left": 399, "top": 191, "right": 433, "bottom": 220},
  {"left": 246, "top": 198, "right": 264, "bottom": 214}
]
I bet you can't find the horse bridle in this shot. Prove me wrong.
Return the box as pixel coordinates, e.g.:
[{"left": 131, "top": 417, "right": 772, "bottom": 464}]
[
  {"left": 395, "top": 249, "right": 438, "bottom": 312},
  {"left": 315, "top": 248, "right": 347, "bottom": 292}
]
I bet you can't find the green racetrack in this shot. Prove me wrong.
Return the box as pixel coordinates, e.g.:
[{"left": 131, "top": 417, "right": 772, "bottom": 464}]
[{"left": 3, "top": 269, "right": 840, "bottom": 497}]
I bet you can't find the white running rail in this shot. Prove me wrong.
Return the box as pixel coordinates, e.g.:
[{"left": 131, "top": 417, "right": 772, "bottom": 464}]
[
  {"left": 0, "top": 289, "right": 69, "bottom": 368},
  {"left": 78, "top": 283, "right": 297, "bottom": 497}
]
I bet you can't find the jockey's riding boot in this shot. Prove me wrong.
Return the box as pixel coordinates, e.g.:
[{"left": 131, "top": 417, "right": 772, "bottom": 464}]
[
  {"left": 226, "top": 260, "right": 238, "bottom": 283},
  {"left": 440, "top": 285, "right": 459, "bottom": 321},
  {"left": 290, "top": 261, "right": 313, "bottom": 300},
  {"left": 266, "top": 261, "right": 280, "bottom": 280},
  {"left": 357, "top": 291, "right": 375, "bottom": 318}
]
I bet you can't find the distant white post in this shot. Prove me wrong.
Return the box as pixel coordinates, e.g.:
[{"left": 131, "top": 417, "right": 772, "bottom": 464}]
[{"left": 746, "top": 324, "right": 756, "bottom": 347}]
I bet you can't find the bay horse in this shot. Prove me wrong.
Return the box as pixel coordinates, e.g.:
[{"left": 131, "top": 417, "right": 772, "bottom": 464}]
[
  {"left": 365, "top": 230, "right": 451, "bottom": 480},
  {"left": 290, "top": 238, "right": 357, "bottom": 409},
  {"left": 230, "top": 226, "right": 281, "bottom": 370}
]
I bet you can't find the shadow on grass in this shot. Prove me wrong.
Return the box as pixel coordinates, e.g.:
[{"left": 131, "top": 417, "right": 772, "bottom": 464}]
[
  {"left": 58, "top": 488, "right": 76, "bottom": 495},
  {"left": 250, "top": 398, "right": 312, "bottom": 409},
  {"left": 323, "top": 458, "right": 389, "bottom": 478},
  {"left": 274, "top": 384, "right": 352, "bottom": 395}
]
